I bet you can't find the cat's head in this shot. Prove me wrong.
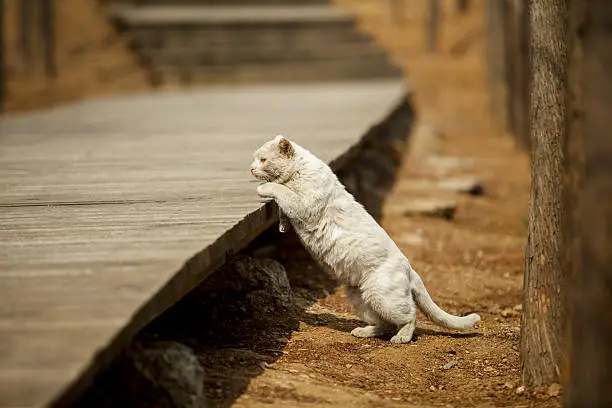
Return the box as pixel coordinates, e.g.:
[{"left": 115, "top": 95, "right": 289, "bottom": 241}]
[{"left": 250, "top": 135, "right": 298, "bottom": 183}]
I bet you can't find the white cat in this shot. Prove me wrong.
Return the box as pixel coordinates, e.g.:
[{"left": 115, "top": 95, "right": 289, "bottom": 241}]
[{"left": 250, "top": 135, "right": 481, "bottom": 343}]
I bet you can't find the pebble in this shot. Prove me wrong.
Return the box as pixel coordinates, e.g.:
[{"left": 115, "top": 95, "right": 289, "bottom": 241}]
[
  {"left": 442, "top": 359, "right": 458, "bottom": 370},
  {"left": 429, "top": 385, "right": 437, "bottom": 392},
  {"left": 547, "top": 382, "right": 562, "bottom": 397},
  {"left": 516, "top": 385, "right": 526, "bottom": 395},
  {"left": 501, "top": 308, "right": 519, "bottom": 318},
  {"left": 397, "top": 199, "right": 457, "bottom": 220}
]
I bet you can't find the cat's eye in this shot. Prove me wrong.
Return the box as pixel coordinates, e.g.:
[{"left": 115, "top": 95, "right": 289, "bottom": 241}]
[{"left": 260, "top": 158, "right": 266, "bottom": 163}]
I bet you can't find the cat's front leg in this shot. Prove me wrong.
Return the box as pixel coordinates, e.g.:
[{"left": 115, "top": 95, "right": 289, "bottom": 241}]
[{"left": 257, "top": 182, "right": 301, "bottom": 219}]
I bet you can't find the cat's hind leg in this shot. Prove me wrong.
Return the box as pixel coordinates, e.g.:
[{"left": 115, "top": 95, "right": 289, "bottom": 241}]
[
  {"left": 345, "top": 286, "right": 395, "bottom": 338},
  {"left": 390, "top": 306, "right": 417, "bottom": 344},
  {"left": 362, "top": 264, "right": 419, "bottom": 344},
  {"left": 367, "top": 291, "right": 417, "bottom": 344}
]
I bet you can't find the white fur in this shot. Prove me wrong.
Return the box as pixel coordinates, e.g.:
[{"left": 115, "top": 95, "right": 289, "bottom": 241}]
[{"left": 250, "top": 135, "right": 481, "bottom": 343}]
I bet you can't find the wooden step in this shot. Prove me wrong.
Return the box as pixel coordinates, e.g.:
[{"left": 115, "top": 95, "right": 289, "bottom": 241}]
[
  {"left": 109, "top": 4, "right": 352, "bottom": 26},
  {"left": 109, "top": 4, "right": 399, "bottom": 84},
  {"left": 137, "top": 42, "right": 392, "bottom": 66},
  {"left": 112, "top": 0, "right": 330, "bottom": 5},
  {"left": 128, "top": 24, "right": 370, "bottom": 47},
  {"left": 149, "top": 56, "right": 401, "bottom": 87}
]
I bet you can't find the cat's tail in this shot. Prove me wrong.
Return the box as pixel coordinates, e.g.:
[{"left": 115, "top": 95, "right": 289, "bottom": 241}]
[{"left": 410, "top": 268, "right": 481, "bottom": 330}]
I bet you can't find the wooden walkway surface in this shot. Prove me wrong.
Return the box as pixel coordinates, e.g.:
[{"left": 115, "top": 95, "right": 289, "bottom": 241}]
[{"left": 0, "top": 79, "right": 405, "bottom": 408}]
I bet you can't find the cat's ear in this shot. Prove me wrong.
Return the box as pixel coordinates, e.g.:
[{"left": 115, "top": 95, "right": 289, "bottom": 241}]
[{"left": 278, "top": 137, "right": 294, "bottom": 158}]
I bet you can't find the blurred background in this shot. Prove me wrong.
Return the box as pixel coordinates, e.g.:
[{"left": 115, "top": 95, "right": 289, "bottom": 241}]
[{"left": 0, "top": 0, "right": 408, "bottom": 114}]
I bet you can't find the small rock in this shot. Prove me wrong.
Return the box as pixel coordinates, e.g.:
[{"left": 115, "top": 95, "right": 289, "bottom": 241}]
[
  {"left": 442, "top": 359, "right": 458, "bottom": 370},
  {"left": 429, "top": 385, "right": 437, "bottom": 392},
  {"left": 501, "top": 358, "right": 508, "bottom": 364},
  {"left": 483, "top": 366, "right": 495, "bottom": 372},
  {"left": 437, "top": 178, "right": 485, "bottom": 195},
  {"left": 130, "top": 341, "right": 205, "bottom": 408},
  {"left": 503, "top": 382, "right": 514, "bottom": 389},
  {"left": 401, "top": 177, "right": 484, "bottom": 196},
  {"left": 501, "top": 308, "right": 519, "bottom": 318},
  {"left": 547, "top": 383, "right": 562, "bottom": 397},
  {"left": 516, "top": 385, "right": 526, "bottom": 395},
  {"left": 513, "top": 304, "right": 523, "bottom": 312},
  {"left": 396, "top": 199, "right": 457, "bottom": 220},
  {"left": 345, "top": 363, "right": 353, "bottom": 369}
]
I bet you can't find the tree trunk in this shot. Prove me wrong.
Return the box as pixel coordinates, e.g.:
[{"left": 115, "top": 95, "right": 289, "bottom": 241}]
[
  {"left": 515, "top": 0, "right": 531, "bottom": 150},
  {"left": 562, "top": 0, "right": 585, "bottom": 396},
  {"left": 520, "top": 0, "right": 568, "bottom": 387},
  {"left": 565, "top": 1, "right": 612, "bottom": 405},
  {"left": 485, "top": 0, "right": 509, "bottom": 130}
]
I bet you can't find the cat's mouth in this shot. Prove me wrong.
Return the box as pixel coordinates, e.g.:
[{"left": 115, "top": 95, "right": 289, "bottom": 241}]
[{"left": 251, "top": 170, "right": 271, "bottom": 182}]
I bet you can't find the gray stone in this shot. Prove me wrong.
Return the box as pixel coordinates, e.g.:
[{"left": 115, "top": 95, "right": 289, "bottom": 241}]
[
  {"left": 203, "top": 256, "right": 294, "bottom": 317},
  {"left": 391, "top": 199, "right": 457, "bottom": 220},
  {"left": 404, "top": 178, "right": 484, "bottom": 196},
  {"left": 442, "top": 359, "right": 458, "bottom": 370},
  {"left": 130, "top": 341, "right": 205, "bottom": 408},
  {"left": 437, "top": 178, "right": 484, "bottom": 195}
]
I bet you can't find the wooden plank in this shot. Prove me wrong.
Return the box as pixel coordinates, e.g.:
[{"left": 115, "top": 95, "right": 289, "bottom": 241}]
[
  {"left": 109, "top": 4, "right": 353, "bottom": 26},
  {"left": 0, "top": 79, "right": 406, "bottom": 408}
]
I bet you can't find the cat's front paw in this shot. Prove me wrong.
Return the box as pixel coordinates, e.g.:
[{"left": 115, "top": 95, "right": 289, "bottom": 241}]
[
  {"left": 256, "top": 182, "right": 276, "bottom": 199},
  {"left": 279, "top": 222, "right": 289, "bottom": 233}
]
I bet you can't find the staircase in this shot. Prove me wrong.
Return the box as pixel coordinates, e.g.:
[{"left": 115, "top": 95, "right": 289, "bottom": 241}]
[{"left": 108, "top": 0, "right": 401, "bottom": 87}]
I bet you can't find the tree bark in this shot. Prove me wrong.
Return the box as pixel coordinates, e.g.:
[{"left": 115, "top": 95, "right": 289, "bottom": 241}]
[
  {"left": 565, "top": 1, "right": 612, "bottom": 405},
  {"left": 521, "top": 0, "right": 568, "bottom": 387}
]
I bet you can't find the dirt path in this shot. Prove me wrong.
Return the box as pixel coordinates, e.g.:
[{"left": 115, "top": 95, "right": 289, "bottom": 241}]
[{"left": 229, "top": 2, "right": 561, "bottom": 407}]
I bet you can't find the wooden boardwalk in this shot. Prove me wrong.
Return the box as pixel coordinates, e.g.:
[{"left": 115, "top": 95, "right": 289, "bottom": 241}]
[{"left": 0, "top": 79, "right": 406, "bottom": 408}]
